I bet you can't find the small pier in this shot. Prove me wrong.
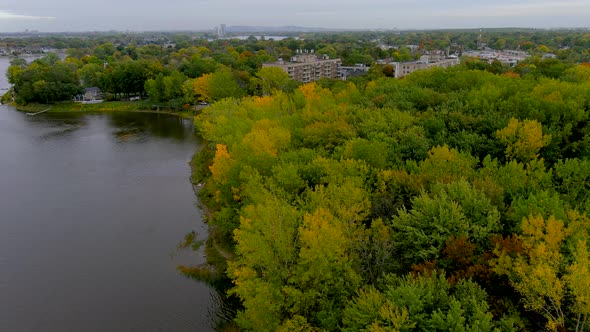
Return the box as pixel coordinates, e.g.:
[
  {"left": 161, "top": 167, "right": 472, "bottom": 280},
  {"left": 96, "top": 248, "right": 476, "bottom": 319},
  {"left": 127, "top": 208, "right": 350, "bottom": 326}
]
[{"left": 27, "top": 107, "right": 51, "bottom": 116}]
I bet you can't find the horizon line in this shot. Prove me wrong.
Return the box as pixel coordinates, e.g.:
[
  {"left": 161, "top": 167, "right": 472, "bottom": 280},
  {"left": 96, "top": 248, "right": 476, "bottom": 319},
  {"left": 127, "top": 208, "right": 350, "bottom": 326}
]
[{"left": 1, "top": 25, "right": 589, "bottom": 35}]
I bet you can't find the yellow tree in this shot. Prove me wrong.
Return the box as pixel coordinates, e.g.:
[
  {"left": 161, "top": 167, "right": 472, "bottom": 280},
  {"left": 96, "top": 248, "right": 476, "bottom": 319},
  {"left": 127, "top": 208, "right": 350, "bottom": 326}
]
[
  {"left": 209, "top": 144, "right": 234, "bottom": 185},
  {"left": 193, "top": 73, "right": 212, "bottom": 102},
  {"left": 494, "top": 212, "right": 590, "bottom": 331},
  {"left": 566, "top": 240, "right": 590, "bottom": 330},
  {"left": 496, "top": 118, "right": 551, "bottom": 162},
  {"left": 298, "top": 82, "right": 320, "bottom": 102},
  {"left": 512, "top": 215, "right": 566, "bottom": 331},
  {"left": 241, "top": 119, "right": 291, "bottom": 157}
]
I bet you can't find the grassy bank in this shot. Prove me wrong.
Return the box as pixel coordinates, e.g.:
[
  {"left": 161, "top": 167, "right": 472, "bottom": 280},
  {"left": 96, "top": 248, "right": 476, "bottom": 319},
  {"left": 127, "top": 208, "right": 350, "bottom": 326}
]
[{"left": 12, "top": 101, "right": 197, "bottom": 119}]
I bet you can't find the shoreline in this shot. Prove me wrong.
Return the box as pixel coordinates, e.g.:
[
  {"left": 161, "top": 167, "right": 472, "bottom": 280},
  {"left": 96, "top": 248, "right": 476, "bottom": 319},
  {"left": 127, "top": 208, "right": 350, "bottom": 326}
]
[
  {"left": 184, "top": 149, "right": 241, "bottom": 331},
  {"left": 189, "top": 151, "right": 235, "bottom": 267},
  {"left": 7, "top": 101, "right": 199, "bottom": 119}
]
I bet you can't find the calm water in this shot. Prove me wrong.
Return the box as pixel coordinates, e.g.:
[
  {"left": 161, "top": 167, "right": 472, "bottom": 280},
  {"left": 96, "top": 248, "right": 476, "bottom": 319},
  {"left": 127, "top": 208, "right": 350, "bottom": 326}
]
[{"left": 0, "top": 58, "right": 222, "bottom": 331}]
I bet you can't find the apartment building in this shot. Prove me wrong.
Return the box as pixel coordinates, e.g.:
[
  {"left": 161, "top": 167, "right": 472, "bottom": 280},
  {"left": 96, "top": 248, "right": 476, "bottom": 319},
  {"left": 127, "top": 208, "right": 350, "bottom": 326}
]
[
  {"left": 391, "top": 55, "right": 460, "bottom": 78},
  {"left": 263, "top": 50, "right": 342, "bottom": 83}
]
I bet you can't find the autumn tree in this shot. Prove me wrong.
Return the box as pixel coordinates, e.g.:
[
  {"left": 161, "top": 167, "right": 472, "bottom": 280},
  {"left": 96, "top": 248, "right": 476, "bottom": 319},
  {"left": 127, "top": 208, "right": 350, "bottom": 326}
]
[
  {"left": 192, "top": 73, "right": 212, "bottom": 103},
  {"left": 494, "top": 213, "right": 590, "bottom": 331},
  {"left": 496, "top": 118, "right": 551, "bottom": 162}
]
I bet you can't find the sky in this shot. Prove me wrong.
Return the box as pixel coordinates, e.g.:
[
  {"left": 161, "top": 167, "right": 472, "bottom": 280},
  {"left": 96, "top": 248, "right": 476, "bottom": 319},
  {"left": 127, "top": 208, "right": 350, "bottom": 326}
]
[{"left": 0, "top": 0, "right": 589, "bottom": 32}]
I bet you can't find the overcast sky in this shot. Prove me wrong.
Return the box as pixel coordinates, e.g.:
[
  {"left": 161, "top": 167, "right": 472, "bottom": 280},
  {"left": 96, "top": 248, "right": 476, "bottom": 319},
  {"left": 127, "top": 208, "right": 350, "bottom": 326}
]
[{"left": 0, "top": 0, "right": 589, "bottom": 32}]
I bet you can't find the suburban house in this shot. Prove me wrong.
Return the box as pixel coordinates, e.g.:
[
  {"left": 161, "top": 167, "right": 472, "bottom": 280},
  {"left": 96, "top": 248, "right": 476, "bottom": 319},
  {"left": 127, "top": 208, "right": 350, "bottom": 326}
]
[
  {"left": 83, "top": 87, "right": 102, "bottom": 101},
  {"left": 74, "top": 87, "right": 103, "bottom": 103}
]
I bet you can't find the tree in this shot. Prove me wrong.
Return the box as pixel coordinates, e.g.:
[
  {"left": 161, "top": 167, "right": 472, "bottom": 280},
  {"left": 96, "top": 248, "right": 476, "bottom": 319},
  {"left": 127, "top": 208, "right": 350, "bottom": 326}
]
[
  {"left": 291, "top": 208, "right": 362, "bottom": 330},
  {"left": 253, "top": 66, "right": 291, "bottom": 96},
  {"left": 391, "top": 180, "right": 501, "bottom": 269},
  {"left": 229, "top": 195, "right": 301, "bottom": 332},
  {"left": 78, "top": 63, "right": 104, "bottom": 88},
  {"left": 495, "top": 214, "right": 566, "bottom": 331},
  {"left": 8, "top": 57, "right": 82, "bottom": 104},
  {"left": 163, "top": 71, "right": 186, "bottom": 101},
  {"left": 496, "top": 118, "right": 551, "bottom": 162},
  {"left": 494, "top": 212, "right": 590, "bottom": 331},
  {"left": 144, "top": 73, "right": 165, "bottom": 103},
  {"left": 418, "top": 145, "right": 477, "bottom": 185},
  {"left": 193, "top": 73, "right": 212, "bottom": 102},
  {"left": 208, "top": 68, "right": 244, "bottom": 101},
  {"left": 343, "top": 272, "right": 509, "bottom": 332}
]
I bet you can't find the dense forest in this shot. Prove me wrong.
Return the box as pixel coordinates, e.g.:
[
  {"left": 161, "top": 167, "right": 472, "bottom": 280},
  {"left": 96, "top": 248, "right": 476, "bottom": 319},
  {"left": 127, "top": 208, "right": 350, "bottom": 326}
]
[
  {"left": 4, "top": 30, "right": 590, "bottom": 331},
  {"left": 194, "top": 64, "right": 590, "bottom": 331}
]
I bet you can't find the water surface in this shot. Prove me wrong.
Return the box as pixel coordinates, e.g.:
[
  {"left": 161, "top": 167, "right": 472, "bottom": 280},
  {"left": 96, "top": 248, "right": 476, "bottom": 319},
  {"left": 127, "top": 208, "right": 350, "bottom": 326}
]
[{"left": 0, "top": 57, "right": 220, "bottom": 331}]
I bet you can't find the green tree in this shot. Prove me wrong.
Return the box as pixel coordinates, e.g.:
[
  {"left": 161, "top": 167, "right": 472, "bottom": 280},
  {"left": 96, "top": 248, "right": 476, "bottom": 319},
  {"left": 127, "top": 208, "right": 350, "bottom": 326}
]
[
  {"left": 343, "top": 272, "right": 509, "bottom": 332},
  {"left": 229, "top": 195, "right": 301, "bottom": 332},
  {"left": 391, "top": 180, "right": 501, "bottom": 269},
  {"left": 208, "top": 68, "right": 244, "bottom": 101},
  {"left": 78, "top": 63, "right": 104, "bottom": 88},
  {"left": 145, "top": 73, "right": 165, "bottom": 103},
  {"left": 253, "top": 66, "right": 291, "bottom": 96}
]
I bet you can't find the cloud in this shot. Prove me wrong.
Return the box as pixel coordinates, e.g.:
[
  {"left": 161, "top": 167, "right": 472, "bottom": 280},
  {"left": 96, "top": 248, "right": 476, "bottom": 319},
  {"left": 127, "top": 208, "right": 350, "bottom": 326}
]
[
  {"left": 0, "top": 10, "right": 55, "bottom": 20},
  {"left": 432, "top": 1, "right": 590, "bottom": 18}
]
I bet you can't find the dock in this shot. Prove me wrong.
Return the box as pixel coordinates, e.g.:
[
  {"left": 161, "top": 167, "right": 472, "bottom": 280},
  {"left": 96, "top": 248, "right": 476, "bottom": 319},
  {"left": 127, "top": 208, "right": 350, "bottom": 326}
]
[{"left": 27, "top": 107, "right": 51, "bottom": 116}]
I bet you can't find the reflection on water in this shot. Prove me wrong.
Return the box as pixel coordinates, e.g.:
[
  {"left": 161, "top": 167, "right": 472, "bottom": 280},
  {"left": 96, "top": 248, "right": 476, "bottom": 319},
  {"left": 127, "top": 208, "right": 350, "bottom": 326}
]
[
  {"left": 114, "top": 128, "right": 141, "bottom": 141},
  {"left": 0, "top": 107, "right": 225, "bottom": 332},
  {"left": 38, "top": 126, "right": 81, "bottom": 141},
  {"left": 108, "top": 112, "right": 191, "bottom": 141}
]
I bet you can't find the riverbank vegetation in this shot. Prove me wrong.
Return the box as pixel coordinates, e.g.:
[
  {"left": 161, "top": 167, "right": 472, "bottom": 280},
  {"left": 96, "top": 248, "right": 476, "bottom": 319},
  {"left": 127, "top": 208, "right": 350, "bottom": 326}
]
[{"left": 194, "top": 62, "right": 590, "bottom": 331}]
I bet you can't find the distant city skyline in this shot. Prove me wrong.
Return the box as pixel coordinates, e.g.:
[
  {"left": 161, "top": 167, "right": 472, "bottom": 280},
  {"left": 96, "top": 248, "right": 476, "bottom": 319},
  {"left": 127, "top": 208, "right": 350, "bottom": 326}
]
[{"left": 0, "top": 0, "right": 589, "bottom": 32}]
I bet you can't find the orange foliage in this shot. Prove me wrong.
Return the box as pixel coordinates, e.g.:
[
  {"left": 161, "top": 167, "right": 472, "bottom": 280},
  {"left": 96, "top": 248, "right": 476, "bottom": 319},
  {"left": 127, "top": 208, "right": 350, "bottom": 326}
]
[
  {"left": 491, "top": 235, "right": 523, "bottom": 258},
  {"left": 251, "top": 95, "right": 274, "bottom": 109},
  {"left": 411, "top": 260, "right": 438, "bottom": 277},
  {"left": 412, "top": 236, "right": 493, "bottom": 285},
  {"left": 502, "top": 70, "right": 520, "bottom": 78},
  {"left": 239, "top": 51, "right": 254, "bottom": 59},
  {"left": 209, "top": 144, "right": 234, "bottom": 184},
  {"left": 298, "top": 82, "right": 320, "bottom": 102},
  {"left": 443, "top": 236, "right": 491, "bottom": 284}
]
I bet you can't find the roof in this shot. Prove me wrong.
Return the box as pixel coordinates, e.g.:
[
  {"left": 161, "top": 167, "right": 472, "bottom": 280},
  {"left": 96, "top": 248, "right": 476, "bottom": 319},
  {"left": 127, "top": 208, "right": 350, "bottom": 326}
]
[{"left": 85, "top": 87, "right": 101, "bottom": 93}]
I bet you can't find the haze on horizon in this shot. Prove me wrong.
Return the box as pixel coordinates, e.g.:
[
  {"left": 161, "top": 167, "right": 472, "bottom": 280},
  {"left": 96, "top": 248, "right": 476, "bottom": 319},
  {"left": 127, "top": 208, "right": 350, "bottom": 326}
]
[{"left": 0, "top": 0, "right": 589, "bottom": 32}]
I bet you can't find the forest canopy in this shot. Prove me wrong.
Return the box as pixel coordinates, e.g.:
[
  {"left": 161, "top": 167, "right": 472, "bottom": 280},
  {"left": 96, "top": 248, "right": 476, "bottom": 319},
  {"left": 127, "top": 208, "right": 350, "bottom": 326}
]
[{"left": 194, "top": 63, "right": 590, "bottom": 331}]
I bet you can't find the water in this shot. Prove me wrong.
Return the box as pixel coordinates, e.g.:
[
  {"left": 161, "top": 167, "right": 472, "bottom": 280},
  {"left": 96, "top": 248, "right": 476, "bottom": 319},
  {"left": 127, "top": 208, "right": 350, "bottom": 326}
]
[{"left": 0, "top": 58, "right": 222, "bottom": 331}]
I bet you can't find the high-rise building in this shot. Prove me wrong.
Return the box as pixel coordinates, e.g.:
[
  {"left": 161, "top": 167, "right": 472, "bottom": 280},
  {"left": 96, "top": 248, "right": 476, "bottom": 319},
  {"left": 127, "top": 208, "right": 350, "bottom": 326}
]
[{"left": 217, "top": 24, "right": 226, "bottom": 38}]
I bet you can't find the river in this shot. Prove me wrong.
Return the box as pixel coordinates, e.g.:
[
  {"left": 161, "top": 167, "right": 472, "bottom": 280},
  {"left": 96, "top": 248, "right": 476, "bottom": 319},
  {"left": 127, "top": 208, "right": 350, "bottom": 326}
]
[{"left": 0, "top": 57, "right": 224, "bottom": 331}]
